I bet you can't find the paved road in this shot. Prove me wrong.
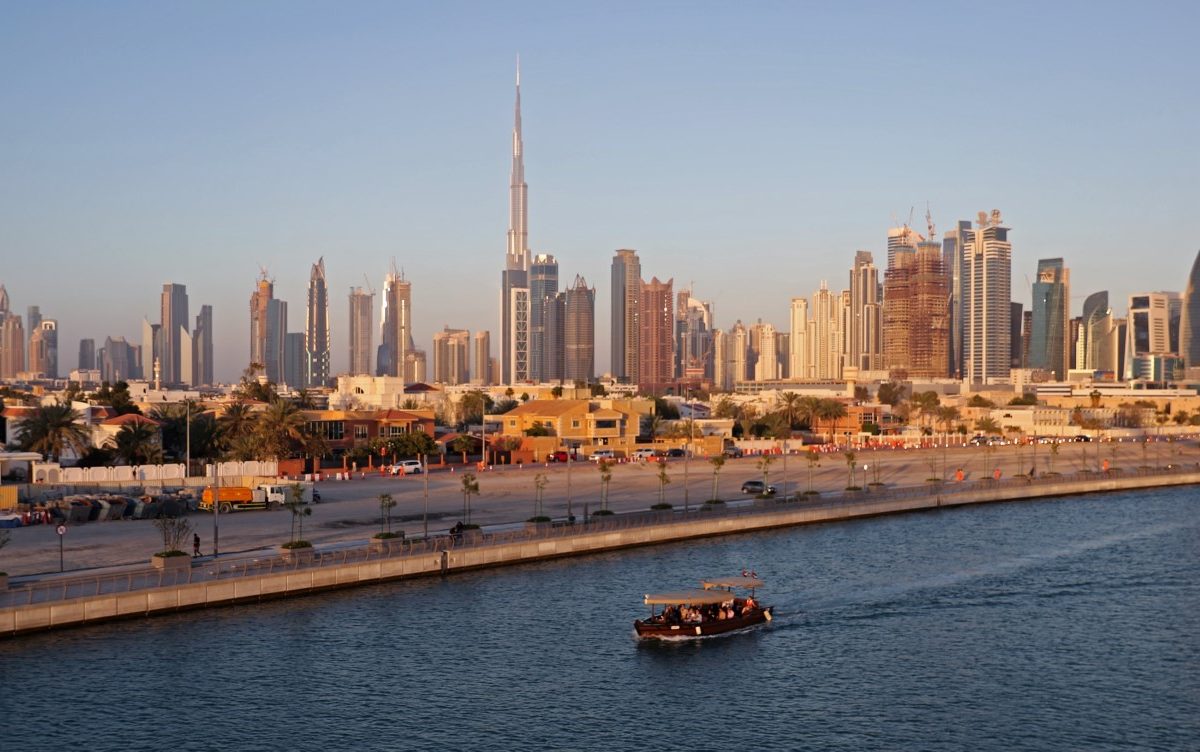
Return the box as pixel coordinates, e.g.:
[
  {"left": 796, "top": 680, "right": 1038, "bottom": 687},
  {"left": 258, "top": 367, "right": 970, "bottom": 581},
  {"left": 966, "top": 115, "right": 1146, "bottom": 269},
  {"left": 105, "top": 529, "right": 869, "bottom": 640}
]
[{"left": 2, "top": 438, "right": 1194, "bottom": 578}]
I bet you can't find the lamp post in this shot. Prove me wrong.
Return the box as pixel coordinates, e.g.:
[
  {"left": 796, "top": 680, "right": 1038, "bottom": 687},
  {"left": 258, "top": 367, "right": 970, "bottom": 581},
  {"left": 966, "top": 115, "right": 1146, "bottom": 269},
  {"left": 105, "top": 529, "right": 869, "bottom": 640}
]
[
  {"left": 781, "top": 434, "right": 788, "bottom": 500},
  {"left": 565, "top": 440, "right": 574, "bottom": 521},
  {"left": 185, "top": 400, "right": 191, "bottom": 482},
  {"left": 422, "top": 452, "right": 430, "bottom": 539},
  {"left": 210, "top": 462, "right": 220, "bottom": 558}
]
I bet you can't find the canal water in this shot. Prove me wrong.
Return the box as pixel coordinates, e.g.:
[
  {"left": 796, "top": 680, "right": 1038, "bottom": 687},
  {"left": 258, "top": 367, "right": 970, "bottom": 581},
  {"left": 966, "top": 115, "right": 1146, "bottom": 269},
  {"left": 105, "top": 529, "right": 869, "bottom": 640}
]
[{"left": 3, "top": 487, "right": 1198, "bottom": 751}]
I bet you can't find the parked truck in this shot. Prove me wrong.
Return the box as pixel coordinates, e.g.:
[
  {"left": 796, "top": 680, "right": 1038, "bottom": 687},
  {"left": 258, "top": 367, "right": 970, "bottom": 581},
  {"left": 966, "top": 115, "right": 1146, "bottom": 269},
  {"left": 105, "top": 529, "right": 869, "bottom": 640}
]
[{"left": 199, "top": 484, "right": 314, "bottom": 513}]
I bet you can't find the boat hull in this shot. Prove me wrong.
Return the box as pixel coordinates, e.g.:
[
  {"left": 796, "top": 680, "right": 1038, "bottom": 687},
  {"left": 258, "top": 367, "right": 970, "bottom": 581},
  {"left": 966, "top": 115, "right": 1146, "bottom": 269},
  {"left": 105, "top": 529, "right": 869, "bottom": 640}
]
[{"left": 634, "top": 607, "right": 772, "bottom": 639}]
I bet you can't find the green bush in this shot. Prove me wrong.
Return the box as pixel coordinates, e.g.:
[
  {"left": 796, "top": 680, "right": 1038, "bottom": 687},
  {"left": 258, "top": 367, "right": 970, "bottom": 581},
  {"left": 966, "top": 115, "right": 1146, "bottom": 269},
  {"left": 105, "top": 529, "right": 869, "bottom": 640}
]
[
  {"left": 526, "top": 516, "right": 552, "bottom": 523},
  {"left": 281, "top": 540, "right": 313, "bottom": 549},
  {"left": 650, "top": 503, "right": 673, "bottom": 510}
]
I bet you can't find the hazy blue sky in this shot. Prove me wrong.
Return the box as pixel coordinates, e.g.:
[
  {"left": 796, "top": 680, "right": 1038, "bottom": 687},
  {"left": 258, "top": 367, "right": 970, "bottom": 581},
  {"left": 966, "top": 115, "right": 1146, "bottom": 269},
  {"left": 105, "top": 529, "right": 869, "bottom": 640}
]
[{"left": 2, "top": 1, "right": 1197, "bottom": 381}]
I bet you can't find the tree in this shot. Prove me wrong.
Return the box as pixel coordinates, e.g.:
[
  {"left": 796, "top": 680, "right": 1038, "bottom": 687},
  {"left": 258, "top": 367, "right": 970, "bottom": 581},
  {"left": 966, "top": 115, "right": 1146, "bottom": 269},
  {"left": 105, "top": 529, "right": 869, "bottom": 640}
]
[
  {"left": 776, "top": 392, "right": 803, "bottom": 428},
  {"left": 708, "top": 454, "right": 725, "bottom": 502},
  {"left": 655, "top": 460, "right": 671, "bottom": 507},
  {"left": 217, "top": 402, "right": 258, "bottom": 457},
  {"left": 911, "top": 391, "right": 941, "bottom": 432},
  {"left": 284, "top": 487, "right": 313, "bottom": 546},
  {"left": 296, "top": 389, "right": 319, "bottom": 409},
  {"left": 755, "top": 454, "right": 775, "bottom": 496},
  {"left": 1048, "top": 441, "right": 1060, "bottom": 474},
  {"left": 974, "top": 417, "right": 1001, "bottom": 435},
  {"left": 16, "top": 401, "right": 91, "bottom": 461},
  {"left": 233, "top": 363, "right": 275, "bottom": 403},
  {"left": 876, "top": 381, "right": 905, "bottom": 406},
  {"left": 550, "top": 385, "right": 563, "bottom": 398},
  {"left": 935, "top": 406, "right": 961, "bottom": 434},
  {"left": 844, "top": 450, "right": 858, "bottom": 489},
  {"left": 385, "top": 432, "right": 437, "bottom": 459},
  {"left": 796, "top": 395, "right": 822, "bottom": 432},
  {"left": 805, "top": 448, "right": 821, "bottom": 494},
  {"left": 109, "top": 420, "right": 163, "bottom": 465},
  {"left": 152, "top": 516, "right": 192, "bottom": 556},
  {"left": 653, "top": 397, "right": 680, "bottom": 420},
  {"left": 967, "top": 394, "right": 996, "bottom": 408},
  {"left": 459, "top": 390, "right": 490, "bottom": 426},
  {"left": 460, "top": 472, "right": 480, "bottom": 524},
  {"left": 255, "top": 399, "right": 306, "bottom": 460},
  {"left": 816, "top": 399, "right": 847, "bottom": 443},
  {"left": 377, "top": 493, "right": 396, "bottom": 537},
  {"left": 712, "top": 397, "right": 738, "bottom": 419},
  {"left": 450, "top": 434, "right": 475, "bottom": 464},
  {"left": 532, "top": 473, "right": 549, "bottom": 518},
  {"left": 599, "top": 458, "right": 616, "bottom": 511},
  {"left": 90, "top": 381, "right": 141, "bottom": 415}
]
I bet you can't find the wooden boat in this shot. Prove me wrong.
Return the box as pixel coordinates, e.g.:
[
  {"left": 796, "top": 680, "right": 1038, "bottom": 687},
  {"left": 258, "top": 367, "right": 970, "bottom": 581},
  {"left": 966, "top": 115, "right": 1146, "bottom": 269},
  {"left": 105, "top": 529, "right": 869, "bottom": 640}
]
[{"left": 634, "top": 576, "right": 772, "bottom": 638}]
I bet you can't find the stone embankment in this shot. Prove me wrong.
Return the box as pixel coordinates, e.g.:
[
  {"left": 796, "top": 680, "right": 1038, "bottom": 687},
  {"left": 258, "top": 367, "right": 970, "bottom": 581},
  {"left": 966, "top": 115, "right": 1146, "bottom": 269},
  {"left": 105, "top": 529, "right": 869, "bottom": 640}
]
[{"left": 2, "top": 467, "right": 1196, "bottom": 637}]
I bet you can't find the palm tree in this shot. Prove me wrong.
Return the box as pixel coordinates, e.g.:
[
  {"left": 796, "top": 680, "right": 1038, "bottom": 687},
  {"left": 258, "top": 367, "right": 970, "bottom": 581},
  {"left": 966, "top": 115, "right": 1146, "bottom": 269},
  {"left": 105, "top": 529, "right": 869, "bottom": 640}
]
[
  {"left": 844, "top": 450, "right": 858, "bottom": 489},
  {"left": 935, "top": 406, "right": 961, "bottom": 435},
  {"left": 599, "top": 458, "right": 615, "bottom": 511},
  {"left": 755, "top": 454, "right": 775, "bottom": 495},
  {"left": 377, "top": 493, "right": 396, "bottom": 536},
  {"left": 255, "top": 399, "right": 306, "bottom": 461},
  {"left": 16, "top": 401, "right": 92, "bottom": 462},
  {"left": 217, "top": 402, "right": 258, "bottom": 456},
  {"left": 816, "top": 399, "right": 847, "bottom": 444},
  {"left": 109, "top": 420, "right": 163, "bottom": 465},
  {"left": 776, "top": 392, "right": 803, "bottom": 428},
  {"left": 805, "top": 448, "right": 821, "bottom": 494},
  {"left": 655, "top": 460, "right": 671, "bottom": 507},
  {"left": 974, "top": 417, "right": 1002, "bottom": 436},
  {"left": 450, "top": 434, "right": 475, "bottom": 465},
  {"left": 796, "top": 396, "right": 822, "bottom": 433},
  {"left": 460, "top": 472, "right": 480, "bottom": 524},
  {"left": 532, "top": 473, "right": 549, "bottom": 518},
  {"left": 708, "top": 454, "right": 725, "bottom": 502}
]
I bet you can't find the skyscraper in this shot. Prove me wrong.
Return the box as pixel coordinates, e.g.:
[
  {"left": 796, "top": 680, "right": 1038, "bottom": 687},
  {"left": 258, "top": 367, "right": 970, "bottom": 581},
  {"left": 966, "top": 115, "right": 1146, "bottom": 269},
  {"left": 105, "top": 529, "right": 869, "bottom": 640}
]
[
  {"left": 529, "top": 253, "right": 558, "bottom": 382},
  {"left": 882, "top": 239, "right": 950, "bottom": 378},
  {"left": 99, "top": 336, "right": 136, "bottom": 383},
  {"left": 26, "top": 306, "right": 41, "bottom": 369},
  {"left": 639, "top": 277, "right": 674, "bottom": 392},
  {"left": 788, "top": 297, "right": 810, "bottom": 380},
  {"left": 250, "top": 272, "right": 287, "bottom": 383},
  {"left": 963, "top": 210, "right": 1012, "bottom": 385},
  {"left": 887, "top": 224, "right": 923, "bottom": 272},
  {"left": 283, "top": 332, "right": 305, "bottom": 388},
  {"left": 1180, "top": 250, "right": 1200, "bottom": 369},
  {"left": 160, "top": 283, "right": 189, "bottom": 385},
  {"left": 141, "top": 318, "right": 159, "bottom": 383},
  {"left": 752, "top": 321, "right": 779, "bottom": 381},
  {"left": 377, "top": 266, "right": 411, "bottom": 379},
  {"left": 0, "top": 286, "right": 25, "bottom": 380},
  {"left": 942, "top": 219, "right": 972, "bottom": 378},
  {"left": 848, "top": 251, "right": 882, "bottom": 372},
  {"left": 611, "top": 249, "right": 641, "bottom": 381},
  {"left": 500, "top": 62, "right": 531, "bottom": 385},
  {"left": 348, "top": 286, "right": 374, "bottom": 376},
  {"left": 811, "top": 282, "right": 841, "bottom": 379},
  {"left": 29, "top": 319, "right": 58, "bottom": 378},
  {"left": 473, "top": 331, "right": 493, "bottom": 385},
  {"left": 306, "top": 258, "right": 330, "bottom": 389},
  {"left": 78, "top": 338, "right": 96, "bottom": 371},
  {"left": 563, "top": 275, "right": 595, "bottom": 382},
  {"left": 1029, "top": 258, "right": 1070, "bottom": 379},
  {"left": 728, "top": 321, "right": 749, "bottom": 385},
  {"left": 543, "top": 291, "right": 565, "bottom": 382},
  {"left": 1079, "top": 291, "right": 1116, "bottom": 373},
  {"left": 675, "top": 289, "right": 714, "bottom": 382},
  {"left": 1125, "top": 291, "right": 1182, "bottom": 381},
  {"left": 193, "top": 305, "right": 213, "bottom": 386},
  {"left": 432, "top": 327, "right": 471, "bottom": 385}
]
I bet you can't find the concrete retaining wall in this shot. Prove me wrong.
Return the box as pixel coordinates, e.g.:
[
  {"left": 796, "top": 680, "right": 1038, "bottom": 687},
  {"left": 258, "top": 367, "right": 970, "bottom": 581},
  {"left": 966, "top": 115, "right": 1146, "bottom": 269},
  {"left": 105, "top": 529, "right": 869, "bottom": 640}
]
[{"left": 3, "top": 471, "right": 1197, "bottom": 637}]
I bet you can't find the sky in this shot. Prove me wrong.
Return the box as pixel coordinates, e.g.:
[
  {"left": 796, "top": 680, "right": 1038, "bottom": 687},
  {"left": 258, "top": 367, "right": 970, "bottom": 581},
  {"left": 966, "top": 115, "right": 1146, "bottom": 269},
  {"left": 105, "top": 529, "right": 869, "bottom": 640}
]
[{"left": 2, "top": 0, "right": 1198, "bottom": 382}]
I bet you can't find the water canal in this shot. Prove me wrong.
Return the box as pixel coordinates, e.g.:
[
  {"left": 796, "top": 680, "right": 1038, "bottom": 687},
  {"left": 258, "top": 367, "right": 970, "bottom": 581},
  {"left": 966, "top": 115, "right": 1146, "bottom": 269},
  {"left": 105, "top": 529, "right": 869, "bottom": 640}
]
[{"left": 3, "top": 486, "right": 1197, "bottom": 751}]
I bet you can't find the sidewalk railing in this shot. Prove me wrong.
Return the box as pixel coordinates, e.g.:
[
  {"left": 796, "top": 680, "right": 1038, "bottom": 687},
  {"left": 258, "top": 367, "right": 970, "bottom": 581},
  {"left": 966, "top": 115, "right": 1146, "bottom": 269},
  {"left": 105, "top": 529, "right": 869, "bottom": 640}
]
[{"left": 3, "top": 463, "right": 1197, "bottom": 610}]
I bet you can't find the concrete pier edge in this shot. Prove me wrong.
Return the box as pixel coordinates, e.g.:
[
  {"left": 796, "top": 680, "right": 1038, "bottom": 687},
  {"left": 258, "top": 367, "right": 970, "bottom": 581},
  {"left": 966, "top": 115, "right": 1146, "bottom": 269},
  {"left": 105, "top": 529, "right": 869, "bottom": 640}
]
[{"left": 2, "top": 469, "right": 1196, "bottom": 637}]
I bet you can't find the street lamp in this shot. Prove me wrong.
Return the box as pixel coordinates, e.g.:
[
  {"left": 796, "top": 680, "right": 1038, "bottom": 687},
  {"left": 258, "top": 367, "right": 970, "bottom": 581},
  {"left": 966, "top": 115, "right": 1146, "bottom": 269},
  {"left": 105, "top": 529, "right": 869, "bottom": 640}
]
[{"left": 565, "top": 440, "right": 575, "bottom": 521}]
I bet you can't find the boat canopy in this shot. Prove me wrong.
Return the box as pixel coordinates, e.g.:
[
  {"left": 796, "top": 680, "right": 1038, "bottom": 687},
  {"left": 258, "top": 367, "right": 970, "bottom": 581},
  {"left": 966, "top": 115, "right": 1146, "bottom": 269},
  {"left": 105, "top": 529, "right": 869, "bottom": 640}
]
[
  {"left": 701, "top": 576, "right": 764, "bottom": 590},
  {"left": 643, "top": 589, "right": 732, "bottom": 606}
]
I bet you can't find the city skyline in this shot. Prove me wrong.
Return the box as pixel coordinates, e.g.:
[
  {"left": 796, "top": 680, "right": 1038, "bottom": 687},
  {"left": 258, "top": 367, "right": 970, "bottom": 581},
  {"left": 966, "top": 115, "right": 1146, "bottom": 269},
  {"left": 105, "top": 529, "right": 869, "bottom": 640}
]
[{"left": 1, "top": 3, "right": 1197, "bottom": 382}]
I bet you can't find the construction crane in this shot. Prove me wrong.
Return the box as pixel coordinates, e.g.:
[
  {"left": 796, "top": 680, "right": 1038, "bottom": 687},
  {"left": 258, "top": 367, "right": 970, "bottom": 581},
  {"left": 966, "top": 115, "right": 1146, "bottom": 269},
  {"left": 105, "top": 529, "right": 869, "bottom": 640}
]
[{"left": 362, "top": 274, "right": 375, "bottom": 296}]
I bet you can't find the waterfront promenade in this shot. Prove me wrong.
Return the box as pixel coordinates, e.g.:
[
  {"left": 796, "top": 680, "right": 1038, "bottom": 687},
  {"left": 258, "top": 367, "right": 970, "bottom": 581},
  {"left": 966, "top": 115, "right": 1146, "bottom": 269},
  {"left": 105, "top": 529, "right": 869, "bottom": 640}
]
[{"left": 2, "top": 457, "right": 1197, "bottom": 637}]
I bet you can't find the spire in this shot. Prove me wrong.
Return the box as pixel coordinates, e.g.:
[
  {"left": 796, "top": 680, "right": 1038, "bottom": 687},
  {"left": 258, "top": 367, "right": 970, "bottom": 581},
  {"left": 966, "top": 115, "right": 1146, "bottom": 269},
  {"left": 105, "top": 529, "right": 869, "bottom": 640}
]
[{"left": 506, "top": 56, "right": 528, "bottom": 271}]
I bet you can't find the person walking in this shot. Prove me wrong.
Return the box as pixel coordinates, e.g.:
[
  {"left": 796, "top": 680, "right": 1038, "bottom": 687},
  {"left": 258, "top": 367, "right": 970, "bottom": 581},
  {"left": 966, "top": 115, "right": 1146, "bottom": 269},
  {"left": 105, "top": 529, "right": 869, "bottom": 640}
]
[{"left": 193, "top": 533, "right": 201, "bottom": 557}]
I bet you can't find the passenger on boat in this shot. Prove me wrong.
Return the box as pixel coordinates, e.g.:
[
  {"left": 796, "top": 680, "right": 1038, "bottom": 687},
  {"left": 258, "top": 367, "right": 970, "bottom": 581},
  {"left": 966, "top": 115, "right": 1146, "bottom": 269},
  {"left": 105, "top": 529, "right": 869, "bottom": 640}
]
[{"left": 742, "top": 596, "right": 758, "bottom": 615}]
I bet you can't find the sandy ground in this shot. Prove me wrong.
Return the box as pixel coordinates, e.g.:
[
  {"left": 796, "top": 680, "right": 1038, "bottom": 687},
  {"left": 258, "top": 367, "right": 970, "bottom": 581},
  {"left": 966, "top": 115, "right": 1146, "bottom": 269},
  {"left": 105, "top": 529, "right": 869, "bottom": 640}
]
[{"left": 3, "top": 438, "right": 1194, "bottom": 578}]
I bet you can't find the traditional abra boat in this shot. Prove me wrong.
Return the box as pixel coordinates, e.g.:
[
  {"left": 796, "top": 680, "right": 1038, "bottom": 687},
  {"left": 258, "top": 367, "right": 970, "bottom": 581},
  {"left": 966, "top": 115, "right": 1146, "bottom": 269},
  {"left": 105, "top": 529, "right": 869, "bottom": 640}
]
[{"left": 634, "top": 575, "right": 772, "bottom": 639}]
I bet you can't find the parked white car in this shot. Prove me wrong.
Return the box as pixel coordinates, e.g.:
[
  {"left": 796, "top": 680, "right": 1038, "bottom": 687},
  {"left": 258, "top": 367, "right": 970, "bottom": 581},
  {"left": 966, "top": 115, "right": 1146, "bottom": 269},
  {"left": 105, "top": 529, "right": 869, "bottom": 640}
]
[
  {"left": 631, "top": 448, "right": 656, "bottom": 460},
  {"left": 589, "top": 449, "right": 616, "bottom": 462},
  {"left": 390, "top": 459, "right": 424, "bottom": 475}
]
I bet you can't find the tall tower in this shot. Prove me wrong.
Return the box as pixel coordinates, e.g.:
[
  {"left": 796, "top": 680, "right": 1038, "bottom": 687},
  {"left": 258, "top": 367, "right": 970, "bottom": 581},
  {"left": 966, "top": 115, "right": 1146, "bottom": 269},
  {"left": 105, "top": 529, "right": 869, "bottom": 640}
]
[
  {"left": 611, "top": 249, "right": 642, "bottom": 381},
  {"left": 0, "top": 286, "right": 26, "bottom": 380},
  {"left": 529, "top": 253, "right": 559, "bottom": 382},
  {"left": 306, "top": 257, "right": 330, "bottom": 389},
  {"left": 1180, "top": 250, "right": 1200, "bottom": 370},
  {"left": 160, "top": 283, "right": 189, "bottom": 385},
  {"left": 639, "top": 277, "right": 674, "bottom": 393},
  {"left": 78, "top": 338, "right": 96, "bottom": 371},
  {"left": 193, "top": 304, "right": 213, "bottom": 386},
  {"left": 849, "top": 251, "right": 881, "bottom": 372},
  {"left": 563, "top": 275, "right": 596, "bottom": 382},
  {"left": 250, "top": 271, "right": 287, "bottom": 383},
  {"left": 377, "top": 265, "right": 411, "bottom": 379},
  {"left": 501, "top": 60, "right": 531, "bottom": 384},
  {"left": 348, "top": 286, "right": 374, "bottom": 376},
  {"left": 432, "top": 327, "right": 471, "bottom": 385},
  {"left": 964, "top": 210, "right": 1012, "bottom": 385},
  {"left": 789, "top": 297, "right": 810, "bottom": 380},
  {"left": 1029, "top": 258, "right": 1070, "bottom": 379},
  {"left": 942, "top": 220, "right": 972, "bottom": 378},
  {"left": 473, "top": 331, "right": 493, "bottom": 385}
]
